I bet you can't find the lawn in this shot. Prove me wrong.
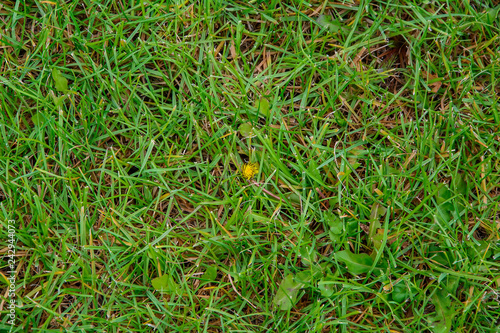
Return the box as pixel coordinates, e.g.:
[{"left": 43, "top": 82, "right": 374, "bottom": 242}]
[{"left": 1, "top": 0, "right": 499, "bottom": 332}]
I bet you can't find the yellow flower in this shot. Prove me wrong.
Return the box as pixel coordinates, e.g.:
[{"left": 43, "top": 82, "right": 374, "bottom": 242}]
[{"left": 241, "top": 162, "right": 258, "bottom": 180}]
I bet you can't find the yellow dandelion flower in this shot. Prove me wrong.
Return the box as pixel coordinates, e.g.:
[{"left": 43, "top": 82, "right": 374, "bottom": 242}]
[{"left": 241, "top": 162, "right": 258, "bottom": 180}]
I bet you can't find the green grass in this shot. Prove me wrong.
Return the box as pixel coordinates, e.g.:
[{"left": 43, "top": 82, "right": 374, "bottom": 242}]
[{"left": 1, "top": 0, "right": 500, "bottom": 332}]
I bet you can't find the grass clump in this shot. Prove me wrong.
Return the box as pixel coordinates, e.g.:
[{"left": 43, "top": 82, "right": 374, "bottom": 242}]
[{"left": 0, "top": 0, "right": 499, "bottom": 332}]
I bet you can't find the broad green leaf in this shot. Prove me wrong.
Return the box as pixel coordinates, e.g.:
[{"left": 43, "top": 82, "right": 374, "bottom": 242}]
[
  {"left": 346, "top": 220, "right": 358, "bottom": 233},
  {"left": 435, "top": 183, "right": 454, "bottom": 223},
  {"left": 52, "top": 94, "right": 67, "bottom": 108},
  {"left": 147, "top": 246, "right": 159, "bottom": 259},
  {"left": 372, "top": 233, "right": 384, "bottom": 253},
  {"left": 466, "top": 241, "right": 492, "bottom": 261},
  {"left": 452, "top": 174, "right": 468, "bottom": 213},
  {"left": 435, "top": 205, "right": 451, "bottom": 225},
  {"left": 369, "top": 203, "right": 386, "bottom": 220},
  {"left": 430, "top": 287, "right": 455, "bottom": 333},
  {"left": 311, "top": 263, "right": 326, "bottom": 279},
  {"left": 350, "top": 162, "right": 361, "bottom": 169},
  {"left": 453, "top": 173, "right": 467, "bottom": 196},
  {"left": 443, "top": 276, "right": 460, "bottom": 294},
  {"left": 295, "top": 264, "right": 324, "bottom": 284},
  {"left": 299, "top": 246, "right": 317, "bottom": 267},
  {"left": 32, "top": 113, "right": 43, "bottom": 127},
  {"left": 376, "top": 292, "right": 389, "bottom": 305},
  {"left": 368, "top": 203, "right": 385, "bottom": 248},
  {"left": 52, "top": 68, "right": 68, "bottom": 92},
  {"left": 392, "top": 283, "right": 409, "bottom": 303},
  {"left": 287, "top": 192, "right": 301, "bottom": 205},
  {"left": 295, "top": 270, "right": 313, "bottom": 284},
  {"left": 273, "top": 274, "right": 304, "bottom": 311},
  {"left": 436, "top": 183, "right": 453, "bottom": 205},
  {"left": 316, "top": 15, "right": 340, "bottom": 33},
  {"left": 485, "top": 6, "right": 500, "bottom": 24},
  {"left": 255, "top": 97, "right": 270, "bottom": 117},
  {"left": 318, "top": 278, "right": 335, "bottom": 297},
  {"left": 238, "top": 122, "right": 254, "bottom": 138},
  {"left": 329, "top": 196, "right": 339, "bottom": 208},
  {"left": 326, "top": 212, "right": 343, "bottom": 243},
  {"left": 327, "top": 214, "right": 343, "bottom": 233},
  {"left": 229, "top": 263, "right": 245, "bottom": 283},
  {"left": 307, "top": 158, "right": 322, "bottom": 182},
  {"left": 334, "top": 250, "right": 374, "bottom": 275},
  {"left": 429, "top": 245, "right": 454, "bottom": 268},
  {"left": 151, "top": 274, "right": 180, "bottom": 294},
  {"left": 202, "top": 265, "right": 217, "bottom": 281},
  {"left": 328, "top": 229, "right": 342, "bottom": 243}
]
